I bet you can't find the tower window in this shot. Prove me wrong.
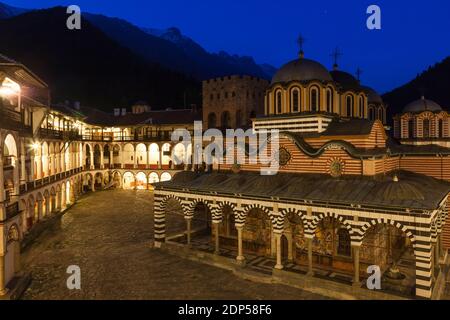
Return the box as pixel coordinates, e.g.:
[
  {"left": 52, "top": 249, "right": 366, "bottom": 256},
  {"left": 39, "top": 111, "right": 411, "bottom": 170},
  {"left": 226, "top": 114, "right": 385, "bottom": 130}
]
[
  {"left": 346, "top": 96, "right": 353, "bottom": 117},
  {"left": 408, "top": 119, "right": 414, "bottom": 138},
  {"left": 423, "top": 119, "right": 430, "bottom": 138},
  {"left": 326, "top": 89, "right": 333, "bottom": 113},
  {"left": 310, "top": 87, "right": 319, "bottom": 112},
  {"left": 359, "top": 96, "right": 364, "bottom": 118},
  {"left": 291, "top": 88, "right": 300, "bottom": 113},
  {"left": 276, "top": 91, "right": 282, "bottom": 114},
  {"left": 439, "top": 119, "right": 444, "bottom": 138}
]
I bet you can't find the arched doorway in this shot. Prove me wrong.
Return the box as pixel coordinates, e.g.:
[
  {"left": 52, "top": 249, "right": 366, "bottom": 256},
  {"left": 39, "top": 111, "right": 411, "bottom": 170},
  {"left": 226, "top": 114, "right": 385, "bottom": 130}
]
[
  {"left": 160, "top": 172, "right": 172, "bottom": 182},
  {"left": 312, "top": 217, "right": 351, "bottom": 272},
  {"left": 243, "top": 208, "right": 272, "bottom": 256},
  {"left": 123, "top": 172, "right": 135, "bottom": 190},
  {"left": 192, "top": 202, "right": 211, "bottom": 232},
  {"left": 360, "top": 223, "right": 415, "bottom": 297},
  {"left": 149, "top": 172, "right": 160, "bottom": 184},
  {"left": 135, "top": 172, "right": 147, "bottom": 190}
]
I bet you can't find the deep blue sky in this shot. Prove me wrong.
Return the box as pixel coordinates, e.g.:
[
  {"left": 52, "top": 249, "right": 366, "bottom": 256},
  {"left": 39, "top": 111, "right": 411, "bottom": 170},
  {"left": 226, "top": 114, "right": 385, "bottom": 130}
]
[{"left": 5, "top": 0, "right": 450, "bottom": 93}]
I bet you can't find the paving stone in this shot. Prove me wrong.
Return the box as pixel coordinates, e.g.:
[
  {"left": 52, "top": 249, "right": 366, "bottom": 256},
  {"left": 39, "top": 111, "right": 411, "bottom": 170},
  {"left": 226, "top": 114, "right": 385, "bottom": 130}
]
[{"left": 21, "top": 190, "right": 326, "bottom": 300}]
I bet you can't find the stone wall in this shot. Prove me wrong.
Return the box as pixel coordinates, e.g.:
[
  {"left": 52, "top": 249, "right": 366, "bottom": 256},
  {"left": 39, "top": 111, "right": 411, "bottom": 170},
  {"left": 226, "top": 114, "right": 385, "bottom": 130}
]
[{"left": 202, "top": 75, "right": 269, "bottom": 129}]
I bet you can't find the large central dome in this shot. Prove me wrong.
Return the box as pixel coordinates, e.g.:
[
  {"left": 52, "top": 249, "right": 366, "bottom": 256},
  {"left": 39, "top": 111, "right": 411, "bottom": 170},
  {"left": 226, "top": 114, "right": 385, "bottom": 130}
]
[
  {"left": 403, "top": 97, "right": 442, "bottom": 113},
  {"left": 271, "top": 58, "right": 332, "bottom": 84}
]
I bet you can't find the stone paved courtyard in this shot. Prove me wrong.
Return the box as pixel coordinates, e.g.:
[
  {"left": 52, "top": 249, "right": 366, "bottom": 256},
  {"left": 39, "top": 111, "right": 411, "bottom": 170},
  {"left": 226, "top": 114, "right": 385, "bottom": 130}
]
[{"left": 21, "top": 190, "right": 326, "bottom": 300}]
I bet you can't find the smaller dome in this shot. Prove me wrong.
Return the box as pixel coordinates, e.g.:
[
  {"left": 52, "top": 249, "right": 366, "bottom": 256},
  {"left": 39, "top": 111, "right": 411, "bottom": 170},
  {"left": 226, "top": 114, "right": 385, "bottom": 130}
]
[
  {"left": 271, "top": 58, "right": 332, "bottom": 84},
  {"left": 403, "top": 97, "right": 442, "bottom": 113},
  {"left": 330, "top": 70, "right": 360, "bottom": 90},
  {"left": 361, "top": 86, "right": 383, "bottom": 104}
]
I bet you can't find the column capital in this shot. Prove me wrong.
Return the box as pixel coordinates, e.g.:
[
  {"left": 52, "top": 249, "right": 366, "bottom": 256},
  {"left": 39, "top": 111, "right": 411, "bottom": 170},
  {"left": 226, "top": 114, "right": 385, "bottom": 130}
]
[{"left": 351, "top": 242, "right": 362, "bottom": 248}]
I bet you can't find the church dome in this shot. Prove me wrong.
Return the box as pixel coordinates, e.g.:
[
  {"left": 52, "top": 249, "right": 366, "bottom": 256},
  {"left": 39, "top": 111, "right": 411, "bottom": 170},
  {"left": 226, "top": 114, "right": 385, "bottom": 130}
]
[
  {"left": 403, "top": 97, "right": 442, "bottom": 113},
  {"left": 271, "top": 58, "right": 332, "bottom": 84},
  {"left": 330, "top": 70, "right": 360, "bottom": 89},
  {"left": 361, "top": 86, "right": 383, "bottom": 104}
]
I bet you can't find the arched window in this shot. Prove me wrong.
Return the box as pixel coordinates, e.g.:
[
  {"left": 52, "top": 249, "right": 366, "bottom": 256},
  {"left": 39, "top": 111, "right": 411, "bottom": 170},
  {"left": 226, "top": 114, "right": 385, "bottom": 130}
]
[
  {"left": 423, "top": 119, "right": 430, "bottom": 138},
  {"left": 359, "top": 96, "right": 364, "bottom": 118},
  {"left": 408, "top": 119, "right": 414, "bottom": 138},
  {"left": 207, "top": 113, "right": 217, "bottom": 129},
  {"left": 276, "top": 91, "right": 282, "bottom": 114},
  {"left": 310, "top": 87, "right": 319, "bottom": 112},
  {"left": 439, "top": 119, "right": 444, "bottom": 138},
  {"left": 346, "top": 95, "right": 353, "bottom": 117},
  {"left": 291, "top": 88, "right": 300, "bottom": 113},
  {"left": 378, "top": 108, "right": 383, "bottom": 122},
  {"left": 326, "top": 88, "right": 333, "bottom": 113},
  {"left": 221, "top": 111, "right": 231, "bottom": 129}
]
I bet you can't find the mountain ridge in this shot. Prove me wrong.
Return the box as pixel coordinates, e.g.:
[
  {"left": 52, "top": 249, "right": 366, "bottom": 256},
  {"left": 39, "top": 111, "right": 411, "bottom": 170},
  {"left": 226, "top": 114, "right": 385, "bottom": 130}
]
[
  {"left": 383, "top": 56, "right": 450, "bottom": 119},
  {"left": 0, "top": 7, "right": 200, "bottom": 111}
]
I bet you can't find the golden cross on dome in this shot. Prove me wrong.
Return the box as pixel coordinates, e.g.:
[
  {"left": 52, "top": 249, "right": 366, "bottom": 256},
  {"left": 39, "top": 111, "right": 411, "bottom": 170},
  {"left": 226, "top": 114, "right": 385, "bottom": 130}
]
[
  {"left": 330, "top": 47, "right": 342, "bottom": 70},
  {"left": 356, "top": 67, "right": 363, "bottom": 82},
  {"left": 297, "top": 34, "right": 306, "bottom": 58}
]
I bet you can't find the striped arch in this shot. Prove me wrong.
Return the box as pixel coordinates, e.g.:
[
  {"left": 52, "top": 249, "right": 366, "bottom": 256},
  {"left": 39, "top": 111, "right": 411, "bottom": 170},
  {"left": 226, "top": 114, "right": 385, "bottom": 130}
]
[
  {"left": 215, "top": 201, "right": 237, "bottom": 223},
  {"left": 158, "top": 195, "right": 184, "bottom": 213},
  {"left": 154, "top": 194, "right": 184, "bottom": 242},
  {"left": 360, "top": 218, "right": 417, "bottom": 249},
  {"left": 310, "top": 212, "right": 355, "bottom": 240},
  {"left": 277, "top": 208, "right": 308, "bottom": 233},
  {"left": 186, "top": 199, "right": 213, "bottom": 219},
  {"left": 241, "top": 203, "right": 271, "bottom": 227}
]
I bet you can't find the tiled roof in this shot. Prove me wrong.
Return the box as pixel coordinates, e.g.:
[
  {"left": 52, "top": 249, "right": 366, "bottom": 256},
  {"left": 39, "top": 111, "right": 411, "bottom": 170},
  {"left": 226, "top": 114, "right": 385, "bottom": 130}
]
[
  {"left": 323, "top": 118, "right": 375, "bottom": 136},
  {"left": 51, "top": 104, "right": 201, "bottom": 127},
  {"left": 156, "top": 170, "right": 450, "bottom": 210}
]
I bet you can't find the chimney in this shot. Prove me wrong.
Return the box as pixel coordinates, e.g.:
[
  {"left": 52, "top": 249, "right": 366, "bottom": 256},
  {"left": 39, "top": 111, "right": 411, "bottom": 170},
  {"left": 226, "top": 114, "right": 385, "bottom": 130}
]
[
  {"left": 121, "top": 108, "right": 127, "bottom": 116},
  {"left": 73, "top": 101, "right": 80, "bottom": 110},
  {"left": 114, "top": 108, "right": 120, "bottom": 116}
]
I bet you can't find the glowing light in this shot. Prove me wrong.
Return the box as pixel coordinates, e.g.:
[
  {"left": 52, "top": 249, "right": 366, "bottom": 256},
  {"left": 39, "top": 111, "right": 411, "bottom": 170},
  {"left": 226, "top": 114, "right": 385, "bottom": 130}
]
[
  {"left": 31, "top": 142, "right": 40, "bottom": 151},
  {"left": 0, "top": 77, "right": 21, "bottom": 97}
]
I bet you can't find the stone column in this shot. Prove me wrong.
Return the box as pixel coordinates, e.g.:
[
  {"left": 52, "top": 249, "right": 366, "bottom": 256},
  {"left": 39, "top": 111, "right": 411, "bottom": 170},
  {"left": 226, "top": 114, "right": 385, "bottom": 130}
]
[
  {"left": 0, "top": 255, "right": 7, "bottom": 296},
  {"left": 307, "top": 237, "right": 313, "bottom": 276},
  {"left": 90, "top": 151, "right": 94, "bottom": 170},
  {"left": 236, "top": 226, "right": 245, "bottom": 263},
  {"left": 274, "top": 232, "right": 283, "bottom": 270},
  {"left": 51, "top": 154, "right": 56, "bottom": 175},
  {"left": 133, "top": 149, "right": 137, "bottom": 169},
  {"left": 61, "top": 190, "right": 66, "bottom": 209},
  {"left": 20, "top": 153, "right": 26, "bottom": 185},
  {"left": 29, "top": 155, "right": 35, "bottom": 180},
  {"left": 158, "top": 146, "right": 163, "bottom": 169},
  {"left": 353, "top": 245, "right": 360, "bottom": 287},
  {"left": 13, "top": 158, "right": 20, "bottom": 195},
  {"left": 100, "top": 147, "right": 104, "bottom": 169},
  {"left": 213, "top": 222, "right": 220, "bottom": 254},
  {"left": 91, "top": 179, "right": 95, "bottom": 192},
  {"left": 185, "top": 216, "right": 192, "bottom": 246},
  {"left": 0, "top": 156, "right": 4, "bottom": 203},
  {"left": 45, "top": 197, "right": 50, "bottom": 217},
  {"left": 37, "top": 200, "right": 43, "bottom": 220},
  {"left": 110, "top": 150, "right": 114, "bottom": 168}
]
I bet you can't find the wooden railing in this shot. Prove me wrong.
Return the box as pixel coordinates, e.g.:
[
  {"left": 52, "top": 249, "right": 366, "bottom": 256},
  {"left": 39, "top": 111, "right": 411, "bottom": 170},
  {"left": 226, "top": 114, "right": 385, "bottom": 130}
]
[{"left": 20, "top": 167, "right": 83, "bottom": 194}]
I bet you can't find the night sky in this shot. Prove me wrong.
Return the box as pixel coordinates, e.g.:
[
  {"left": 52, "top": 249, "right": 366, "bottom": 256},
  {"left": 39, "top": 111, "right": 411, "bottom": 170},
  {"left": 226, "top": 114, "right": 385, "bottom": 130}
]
[{"left": 5, "top": 0, "right": 450, "bottom": 94}]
